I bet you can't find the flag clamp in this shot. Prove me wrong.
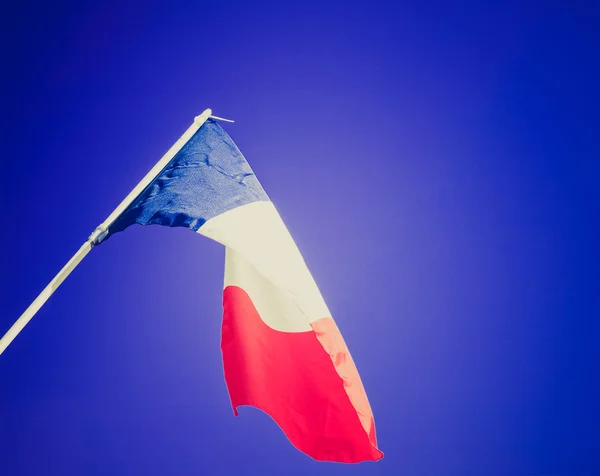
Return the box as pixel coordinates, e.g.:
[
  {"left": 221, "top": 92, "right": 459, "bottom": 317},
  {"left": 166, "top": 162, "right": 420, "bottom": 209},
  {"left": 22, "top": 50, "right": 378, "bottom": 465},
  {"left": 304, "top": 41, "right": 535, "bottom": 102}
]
[{"left": 88, "top": 225, "right": 109, "bottom": 246}]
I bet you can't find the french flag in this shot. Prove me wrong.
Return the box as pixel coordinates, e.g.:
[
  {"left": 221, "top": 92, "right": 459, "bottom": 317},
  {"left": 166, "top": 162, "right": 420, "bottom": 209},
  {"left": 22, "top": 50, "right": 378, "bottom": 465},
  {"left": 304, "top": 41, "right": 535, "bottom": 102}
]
[{"left": 105, "top": 118, "right": 383, "bottom": 463}]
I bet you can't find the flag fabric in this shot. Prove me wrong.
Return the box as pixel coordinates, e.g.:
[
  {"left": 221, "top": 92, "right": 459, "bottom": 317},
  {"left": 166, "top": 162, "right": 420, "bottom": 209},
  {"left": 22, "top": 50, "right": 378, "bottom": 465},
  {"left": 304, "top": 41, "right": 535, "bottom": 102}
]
[{"left": 103, "top": 119, "right": 383, "bottom": 463}]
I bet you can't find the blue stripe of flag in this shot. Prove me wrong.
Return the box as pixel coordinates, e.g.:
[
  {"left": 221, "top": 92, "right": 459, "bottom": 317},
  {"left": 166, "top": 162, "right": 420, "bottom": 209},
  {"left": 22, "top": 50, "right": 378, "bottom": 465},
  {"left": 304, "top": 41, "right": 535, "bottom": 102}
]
[{"left": 106, "top": 119, "right": 269, "bottom": 240}]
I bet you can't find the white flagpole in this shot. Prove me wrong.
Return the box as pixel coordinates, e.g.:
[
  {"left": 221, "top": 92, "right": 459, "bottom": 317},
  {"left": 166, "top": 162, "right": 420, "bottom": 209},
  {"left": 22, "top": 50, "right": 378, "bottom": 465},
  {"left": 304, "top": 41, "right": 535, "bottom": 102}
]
[{"left": 0, "top": 108, "right": 214, "bottom": 356}]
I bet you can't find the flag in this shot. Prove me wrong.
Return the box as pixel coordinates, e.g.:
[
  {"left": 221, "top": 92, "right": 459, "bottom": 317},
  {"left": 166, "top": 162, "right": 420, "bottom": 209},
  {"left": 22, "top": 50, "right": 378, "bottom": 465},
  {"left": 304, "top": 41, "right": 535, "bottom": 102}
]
[{"left": 102, "top": 119, "right": 383, "bottom": 463}]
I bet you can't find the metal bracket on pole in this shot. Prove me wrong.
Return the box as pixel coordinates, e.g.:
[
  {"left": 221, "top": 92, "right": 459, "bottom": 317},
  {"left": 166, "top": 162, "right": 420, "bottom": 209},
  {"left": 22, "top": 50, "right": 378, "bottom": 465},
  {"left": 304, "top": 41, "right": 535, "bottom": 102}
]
[{"left": 88, "top": 225, "right": 109, "bottom": 246}]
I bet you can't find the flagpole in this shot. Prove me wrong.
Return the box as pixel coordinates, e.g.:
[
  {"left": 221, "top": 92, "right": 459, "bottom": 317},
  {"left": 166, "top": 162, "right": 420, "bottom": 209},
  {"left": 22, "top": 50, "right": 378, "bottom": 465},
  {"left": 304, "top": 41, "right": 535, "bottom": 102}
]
[{"left": 0, "top": 108, "right": 214, "bottom": 356}]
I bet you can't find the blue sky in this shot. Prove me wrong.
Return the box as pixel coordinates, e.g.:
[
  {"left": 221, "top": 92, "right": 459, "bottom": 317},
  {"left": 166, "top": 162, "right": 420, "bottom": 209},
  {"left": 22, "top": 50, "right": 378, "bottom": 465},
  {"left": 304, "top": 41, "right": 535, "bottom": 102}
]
[{"left": 2, "top": 1, "right": 599, "bottom": 475}]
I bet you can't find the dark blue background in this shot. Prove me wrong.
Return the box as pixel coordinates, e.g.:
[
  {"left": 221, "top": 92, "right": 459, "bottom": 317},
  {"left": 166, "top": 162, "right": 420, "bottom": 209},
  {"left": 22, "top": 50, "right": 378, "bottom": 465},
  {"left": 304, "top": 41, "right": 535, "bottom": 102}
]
[{"left": 2, "top": 1, "right": 598, "bottom": 475}]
